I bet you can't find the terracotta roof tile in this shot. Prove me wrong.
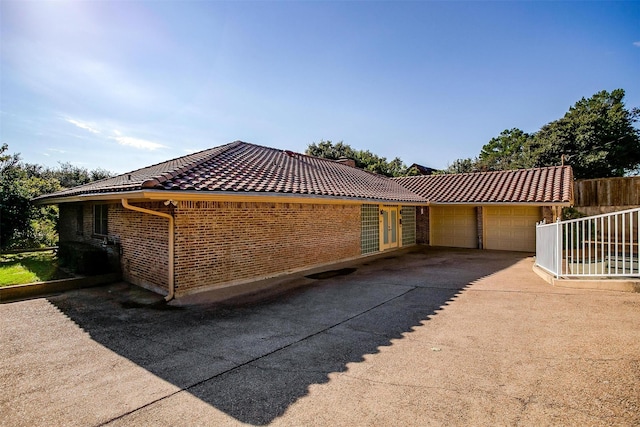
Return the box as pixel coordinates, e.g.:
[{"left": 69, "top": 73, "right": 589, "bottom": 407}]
[
  {"left": 394, "top": 166, "right": 574, "bottom": 204},
  {"left": 38, "top": 141, "right": 425, "bottom": 204}
]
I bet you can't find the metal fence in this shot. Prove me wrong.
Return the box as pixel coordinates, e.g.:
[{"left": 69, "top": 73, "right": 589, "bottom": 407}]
[
  {"left": 536, "top": 207, "right": 640, "bottom": 278},
  {"left": 536, "top": 220, "right": 560, "bottom": 276}
]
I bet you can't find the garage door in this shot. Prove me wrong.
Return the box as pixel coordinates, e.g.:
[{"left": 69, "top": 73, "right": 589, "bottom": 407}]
[
  {"left": 484, "top": 206, "right": 541, "bottom": 252},
  {"left": 431, "top": 206, "right": 477, "bottom": 248}
]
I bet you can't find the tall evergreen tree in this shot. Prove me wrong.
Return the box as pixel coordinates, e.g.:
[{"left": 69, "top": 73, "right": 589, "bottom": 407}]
[
  {"left": 532, "top": 89, "right": 640, "bottom": 178},
  {"left": 478, "top": 128, "right": 535, "bottom": 171},
  {"left": 445, "top": 89, "right": 640, "bottom": 178}
]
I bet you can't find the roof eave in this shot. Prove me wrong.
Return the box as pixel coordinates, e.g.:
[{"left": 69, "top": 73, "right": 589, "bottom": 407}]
[
  {"left": 428, "top": 201, "right": 572, "bottom": 206},
  {"left": 34, "top": 190, "right": 150, "bottom": 205},
  {"left": 36, "top": 189, "right": 428, "bottom": 206}
]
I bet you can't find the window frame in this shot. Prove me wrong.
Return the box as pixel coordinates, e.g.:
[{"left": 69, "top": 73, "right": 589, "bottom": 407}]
[{"left": 93, "top": 204, "right": 109, "bottom": 237}]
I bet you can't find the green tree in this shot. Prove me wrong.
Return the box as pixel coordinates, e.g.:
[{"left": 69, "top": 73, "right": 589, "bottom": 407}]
[
  {"left": 49, "top": 162, "right": 112, "bottom": 188},
  {"left": 478, "top": 128, "right": 535, "bottom": 171},
  {"left": 441, "top": 158, "right": 481, "bottom": 174},
  {"left": 306, "top": 140, "right": 411, "bottom": 177},
  {"left": 1, "top": 144, "right": 28, "bottom": 247},
  {"left": 306, "top": 140, "right": 356, "bottom": 161},
  {"left": 0, "top": 144, "right": 61, "bottom": 248},
  {"left": 0, "top": 144, "right": 115, "bottom": 249},
  {"left": 531, "top": 89, "right": 640, "bottom": 178},
  {"left": 445, "top": 89, "right": 640, "bottom": 178}
]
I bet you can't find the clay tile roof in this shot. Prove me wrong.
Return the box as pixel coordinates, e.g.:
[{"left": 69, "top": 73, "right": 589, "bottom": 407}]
[
  {"left": 37, "top": 141, "right": 426, "bottom": 204},
  {"left": 393, "top": 166, "right": 574, "bottom": 204}
]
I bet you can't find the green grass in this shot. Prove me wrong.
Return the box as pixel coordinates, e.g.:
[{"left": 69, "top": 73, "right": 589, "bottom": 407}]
[{"left": 0, "top": 250, "right": 71, "bottom": 286}]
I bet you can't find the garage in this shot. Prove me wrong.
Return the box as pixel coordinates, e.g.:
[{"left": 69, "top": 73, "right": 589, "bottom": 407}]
[
  {"left": 484, "top": 206, "right": 542, "bottom": 252},
  {"left": 430, "top": 206, "right": 477, "bottom": 248},
  {"left": 394, "top": 166, "right": 573, "bottom": 252}
]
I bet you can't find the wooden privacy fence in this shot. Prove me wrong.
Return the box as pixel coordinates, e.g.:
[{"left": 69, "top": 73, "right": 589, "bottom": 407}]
[{"left": 574, "top": 176, "right": 640, "bottom": 207}]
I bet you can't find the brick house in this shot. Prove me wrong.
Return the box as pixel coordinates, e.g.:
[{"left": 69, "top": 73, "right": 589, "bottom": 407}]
[
  {"left": 37, "top": 141, "right": 574, "bottom": 300},
  {"left": 394, "top": 166, "right": 574, "bottom": 252},
  {"left": 37, "top": 141, "right": 426, "bottom": 300}
]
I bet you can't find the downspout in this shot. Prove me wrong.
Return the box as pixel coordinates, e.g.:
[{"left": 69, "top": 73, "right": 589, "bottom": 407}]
[{"left": 121, "top": 199, "right": 175, "bottom": 301}]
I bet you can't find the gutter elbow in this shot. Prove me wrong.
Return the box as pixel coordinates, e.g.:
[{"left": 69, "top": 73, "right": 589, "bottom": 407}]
[{"left": 121, "top": 198, "right": 175, "bottom": 302}]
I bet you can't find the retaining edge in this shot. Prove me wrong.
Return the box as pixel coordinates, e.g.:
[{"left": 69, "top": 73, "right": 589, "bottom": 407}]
[
  {"left": 0, "top": 273, "right": 121, "bottom": 303},
  {"left": 532, "top": 264, "right": 640, "bottom": 293}
]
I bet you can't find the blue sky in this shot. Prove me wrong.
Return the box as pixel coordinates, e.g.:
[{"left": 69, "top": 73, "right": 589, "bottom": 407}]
[{"left": 1, "top": 1, "right": 639, "bottom": 174}]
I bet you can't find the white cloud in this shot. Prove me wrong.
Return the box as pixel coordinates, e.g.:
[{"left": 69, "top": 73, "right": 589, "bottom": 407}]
[
  {"left": 634, "top": 41, "right": 640, "bottom": 47},
  {"left": 111, "top": 135, "right": 166, "bottom": 150},
  {"left": 65, "top": 118, "right": 100, "bottom": 134}
]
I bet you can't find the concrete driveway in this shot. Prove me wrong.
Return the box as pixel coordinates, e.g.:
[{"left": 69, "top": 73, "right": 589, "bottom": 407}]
[{"left": 1, "top": 247, "right": 639, "bottom": 426}]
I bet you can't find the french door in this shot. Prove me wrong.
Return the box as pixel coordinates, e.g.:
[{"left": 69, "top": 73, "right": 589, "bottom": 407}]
[{"left": 380, "top": 206, "right": 400, "bottom": 250}]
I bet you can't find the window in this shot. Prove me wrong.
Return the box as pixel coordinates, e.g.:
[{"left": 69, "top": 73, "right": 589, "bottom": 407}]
[
  {"left": 93, "top": 204, "right": 108, "bottom": 236},
  {"left": 401, "top": 206, "right": 416, "bottom": 245},
  {"left": 361, "top": 204, "right": 379, "bottom": 254}
]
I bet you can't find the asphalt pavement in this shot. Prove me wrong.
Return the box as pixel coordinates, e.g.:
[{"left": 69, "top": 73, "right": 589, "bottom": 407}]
[{"left": 1, "top": 246, "right": 638, "bottom": 426}]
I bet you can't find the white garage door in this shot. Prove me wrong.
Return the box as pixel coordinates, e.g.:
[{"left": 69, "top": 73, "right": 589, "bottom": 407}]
[
  {"left": 431, "top": 206, "right": 477, "bottom": 248},
  {"left": 484, "top": 206, "right": 541, "bottom": 252}
]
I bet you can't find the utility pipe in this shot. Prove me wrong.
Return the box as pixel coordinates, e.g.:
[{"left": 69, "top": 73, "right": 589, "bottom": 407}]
[{"left": 121, "top": 199, "right": 175, "bottom": 301}]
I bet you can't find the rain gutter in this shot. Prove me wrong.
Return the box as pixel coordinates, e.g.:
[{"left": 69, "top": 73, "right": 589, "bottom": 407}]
[{"left": 121, "top": 199, "right": 175, "bottom": 301}]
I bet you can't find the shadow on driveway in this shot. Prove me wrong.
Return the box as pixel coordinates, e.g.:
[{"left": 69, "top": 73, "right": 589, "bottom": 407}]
[{"left": 47, "top": 247, "right": 526, "bottom": 425}]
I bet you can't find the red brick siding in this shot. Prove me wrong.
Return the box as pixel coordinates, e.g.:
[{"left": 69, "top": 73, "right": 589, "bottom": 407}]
[
  {"left": 542, "top": 206, "right": 555, "bottom": 223},
  {"left": 58, "top": 203, "right": 125, "bottom": 276},
  {"left": 173, "top": 201, "right": 361, "bottom": 295},
  {"left": 476, "top": 207, "right": 484, "bottom": 249},
  {"left": 60, "top": 200, "right": 363, "bottom": 296},
  {"left": 416, "top": 206, "right": 429, "bottom": 244},
  {"left": 59, "top": 202, "right": 170, "bottom": 293},
  {"left": 110, "top": 202, "right": 170, "bottom": 294},
  {"left": 58, "top": 203, "right": 82, "bottom": 243},
  {"left": 59, "top": 203, "right": 97, "bottom": 243}
]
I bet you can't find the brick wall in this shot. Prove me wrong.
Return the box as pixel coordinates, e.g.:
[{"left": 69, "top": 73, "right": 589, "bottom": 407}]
[
  {"left": 416, "top": 206, "right": 429, "bottom": 244},
  {"left": 58, "top": 202, "right": 121, "bottom": 272},
  {"left": 476, "top": 207, "right": 484, "bottom": 249},
  {"left": 110, "top": 202, "right": 171, "bottom": 294},
  {"left": 59, "top": 203, "right": 95, "bottom": 243},
  {"left": 173, "top": 201, "right": 361, "bottom": 296},
  {"left": 59, "top": 200, "right": 382, "bottom": 297},
  {"left": 542, "top": 206, "right": 555, "bottom": 223},
  {"left": 59, "top": 202, "right": 170, "bottom": 294},
  {"left": 58, "top": 203, "right": 81, "bottom": 243}
]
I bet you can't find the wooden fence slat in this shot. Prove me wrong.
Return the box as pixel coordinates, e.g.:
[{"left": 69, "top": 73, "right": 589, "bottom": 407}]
[{"left": 574, "top": 177, "right": 640, "bottom": 207}]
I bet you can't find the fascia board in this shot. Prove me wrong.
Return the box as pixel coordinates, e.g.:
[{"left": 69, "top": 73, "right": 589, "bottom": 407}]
[
  {"left": 36, "top": 190, "right": 428, "bottom": 206},
  {"left": 428, "top": 201, "right": 572, "bottom": 207}
]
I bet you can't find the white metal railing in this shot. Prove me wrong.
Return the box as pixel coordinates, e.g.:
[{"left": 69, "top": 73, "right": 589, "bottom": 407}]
[
  {"left": 536, "top": 218, "right": 561, "bottom": 276},
  {"left": 536, "top": 207, "right": 640, "bottom": 278}
]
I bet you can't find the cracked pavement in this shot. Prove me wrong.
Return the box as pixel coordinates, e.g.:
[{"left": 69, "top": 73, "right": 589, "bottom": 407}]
[{"left": 1, "top": 247, "right": 639, "bottom": 426}]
